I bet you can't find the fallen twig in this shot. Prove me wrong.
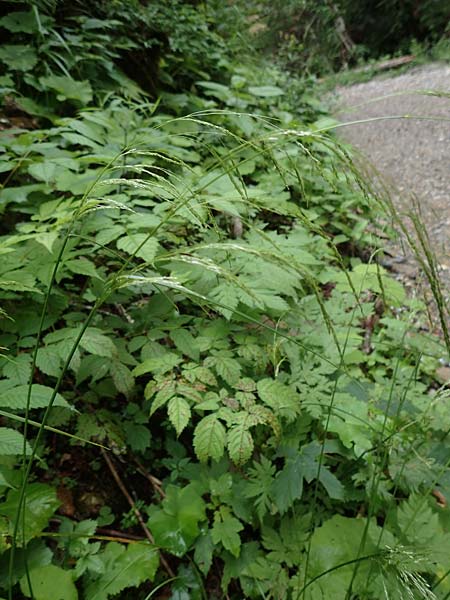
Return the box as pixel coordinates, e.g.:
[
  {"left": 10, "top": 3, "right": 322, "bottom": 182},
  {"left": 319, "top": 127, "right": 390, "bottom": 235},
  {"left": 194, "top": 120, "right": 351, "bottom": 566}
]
[{"left": 101, "top": 448, "right": 175, "bottom": 577}]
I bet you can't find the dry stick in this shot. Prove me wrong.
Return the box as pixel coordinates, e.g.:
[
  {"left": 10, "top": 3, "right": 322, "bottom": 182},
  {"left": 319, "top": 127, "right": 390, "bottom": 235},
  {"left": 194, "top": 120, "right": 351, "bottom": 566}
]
[
  {"left": 101, "top": 448, "right": 175, "bottom": 578},
  {"left": 132, "top": 456, "right": 165, "bottom": 499}
]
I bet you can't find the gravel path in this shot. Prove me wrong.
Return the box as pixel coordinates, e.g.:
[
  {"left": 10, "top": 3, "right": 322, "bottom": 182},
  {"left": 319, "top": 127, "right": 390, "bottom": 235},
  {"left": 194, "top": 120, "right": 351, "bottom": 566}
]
[{"left": 331, "top": 63, "right": 450, "bottom": 306}]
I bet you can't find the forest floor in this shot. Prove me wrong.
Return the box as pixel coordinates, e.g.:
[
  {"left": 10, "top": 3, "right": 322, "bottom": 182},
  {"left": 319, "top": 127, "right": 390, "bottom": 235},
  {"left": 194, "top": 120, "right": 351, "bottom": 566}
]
[{"left": 331, "top": 62, "right": 450, "bottom": 331}]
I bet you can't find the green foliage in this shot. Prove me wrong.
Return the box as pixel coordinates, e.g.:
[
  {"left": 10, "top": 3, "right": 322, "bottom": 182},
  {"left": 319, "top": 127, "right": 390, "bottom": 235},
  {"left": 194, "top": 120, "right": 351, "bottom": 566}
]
[{"left": 0, "top": 2, "right": 448, "bottom": 599}]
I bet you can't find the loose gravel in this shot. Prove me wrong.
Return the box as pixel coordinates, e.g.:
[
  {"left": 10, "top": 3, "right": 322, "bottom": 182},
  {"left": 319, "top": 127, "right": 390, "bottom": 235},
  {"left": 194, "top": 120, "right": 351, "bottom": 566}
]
[{"left": 330, "top": 63, "right": 450, "bottom": 321}]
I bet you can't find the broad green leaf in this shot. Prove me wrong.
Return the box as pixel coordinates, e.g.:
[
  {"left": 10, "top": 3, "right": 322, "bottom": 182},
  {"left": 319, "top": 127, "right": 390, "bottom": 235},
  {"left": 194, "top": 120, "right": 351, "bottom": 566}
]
[
  {"left": 148, "top": 485, "right": 206, "bottom": 557},
  {"left": 116, "top": 234, "right": 159, "bottom": 263},
  {"left": 0, "top": 45, "right": 37, "bottom": 71},
  {"left": 272, "top": 456, "right": 304, "bottom": 514},
  {"left": 110, "top": 361, "right": 134, "bottom": 397},
  {"left": 0, "top": 427, "right": 31, "bottom": 455},
  {"left": 20, "top": 565, "right": 78, "bottom": 600},
  {"left": 0, "top": 11, "right": 51, "bottom": 33},
  {"left": 306, "top": 515, "right": 378, "bottom": 599},
  {"left": 35, "top": 231, "right": 59, "bottom": 253},
  {"left": 65, "top": 259, "right": 101, "bottom": 280},
  {"left": 167, "top": 396, "right": 191, "bottom": 436},
  {"left": 40, "top": 75, "right": 93, "bottom": 104},
  {"left": 133, "top": 353, "right": 181, "bottom": 377},
  {"left": 194, "top": 532, "right": 214, "bottom": 575},
  {"left": 193, "top": 415, "right": 226, "bottom": 462},
  {"left": 227, "top": 424, "right": 253, "bottom": 465},
  {"left": 85, "top": 542, "right": 159, "bottom": 600},
  {"left": 170, "top": 328, "right": 200, "bottom": 361},
  {"left": 248, "top": 85, "right": 284, "bottom": 97},
  {"left": 79, "top": 328, "right": 116, "bottom": 358},
  {"left": 3, "top": 353, "right": 31, "bottom": 384},
  {"left": 0, "top": 384, "right": 70, "bottom": 411},
  {"left": 28, "top": 161, "right": 57, "bottom": 183},
  {"left": 0, "top": 483, "right": 60, "bottom": 545},
  {"left": 36, "top": 346, "right": 62, "bottom": 378},
  {"left": 211, "top": 507, "right": 243, "bottom": 557}
]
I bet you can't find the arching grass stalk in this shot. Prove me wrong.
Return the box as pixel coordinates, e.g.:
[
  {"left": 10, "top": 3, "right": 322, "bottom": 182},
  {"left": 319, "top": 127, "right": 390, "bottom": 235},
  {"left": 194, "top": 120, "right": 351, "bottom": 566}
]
[
  {"left": 10, "top": 148, "right": 126, "bottom": 600},
  {"left": 346, "top": 351, "right": 422, "bottom": 598},
  {"left": 299, "top": 297, "right": 360, "bottom": 600},
  {"left": 6, "top": 109, "right": 412, "bottom": 598}
]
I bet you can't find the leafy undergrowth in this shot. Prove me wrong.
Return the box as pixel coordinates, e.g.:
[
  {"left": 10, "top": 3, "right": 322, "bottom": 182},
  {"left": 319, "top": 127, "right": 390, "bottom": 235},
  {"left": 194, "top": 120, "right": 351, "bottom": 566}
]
[{"left": 1, "top": 3, "right": 450, "bottom": 600}]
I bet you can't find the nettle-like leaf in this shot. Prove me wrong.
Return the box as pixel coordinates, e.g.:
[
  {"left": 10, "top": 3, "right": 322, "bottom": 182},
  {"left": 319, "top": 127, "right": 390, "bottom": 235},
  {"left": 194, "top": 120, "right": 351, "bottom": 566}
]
[
  {"left": 167, "top": 396, "right": 191, "bottom": 436},
  {"left": 84, "top": 543, "right": 159, "bottom": 600},
  {"left": 193, "top": 415, "right": 226, "bottom": 462},
  {"left": 170, "top": 328, "right": 200, "bottom": 361},
  {"left": 205, "top": 353, "right": 241, "bottom": 386},
  {"left": 227, "top": 422, "right": 254, "bottom": 465},
  {"left": 79, "top": 328, "right": 117, "bottom": 358},
  {"left": 0, "top": 384, "right": 70, "bottom": 411},
  {"left": 0, "top": 427, "right": 31, "bottom": 456},
  {"left": 110, "top": 361, "right": 134, "bottom": 397}
]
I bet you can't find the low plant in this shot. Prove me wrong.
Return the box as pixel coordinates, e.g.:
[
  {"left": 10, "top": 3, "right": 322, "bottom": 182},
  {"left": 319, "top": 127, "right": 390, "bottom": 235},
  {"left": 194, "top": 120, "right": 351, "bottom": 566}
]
[{"left": 1, "top": 3, "right": 450, "bottom": 600}]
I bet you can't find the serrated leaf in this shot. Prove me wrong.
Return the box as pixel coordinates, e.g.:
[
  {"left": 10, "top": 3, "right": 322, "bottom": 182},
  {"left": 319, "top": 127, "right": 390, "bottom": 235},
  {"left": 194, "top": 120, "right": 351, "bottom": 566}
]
[
  {"left": 211, "top": 508, "right": 243, "bottom": 557},
  {"left": 85, "top": 542, "right": 159, "bottom": 600},
  {"left": 149, "top": 380, "right": 177, "bottom": 415},
  {"left": 116, "top": 234, "right": 159, "bottom": 263},
  {"left": 257, "top": 378, "right": 300, "bottom": 422},
  {"left": 194, "top": 532, "right": 214, "bottom": 575},
  {"left": 0, "top": 384, "right": 70, "bottom": 411},
  {"left": 193, "top": 415, "right": 226, "bottom": 462},
  {"left": 397, "top": 494, "right": 440, "bottom": 545},
  {"left": 65, "top": 258, "right": 101, "bottom": 280},
  {"left": 213, "top": 355, "right": 241, "bottom": 386},
  {"left": 133, "top": 353, "right": 181, "bottom": 377},
  {"left": 170, "top": 329, "right": 199, "bottom": 361},
  {"left": 227, "top": 424, "right": 254, "bottom": 465},
  {"left": 0, "top": 427, "right": 31, "bottom": 455},
  {"left": 167, "top": 396, "right": 191, "bottom": 436},
  {"left": 79, "top": 328, "right": 116, "bottom": 358},
  {"left": 3, "top": 353, "right": 31, "bottom": 384},
  {"left": 110, "top": 361, "right": 134, "bottom": 397},
  {"left": 36, "top": 347, "right": 61, "bottom": 378},
  {"left": 0, "top": 11, "right": 46, "bottom": 33},
  {"left": 20, "top": 564, "right": 78, "bottom": 600},
  {"left": 0, "top": 483, "right": 60, "bottom": 545}
]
